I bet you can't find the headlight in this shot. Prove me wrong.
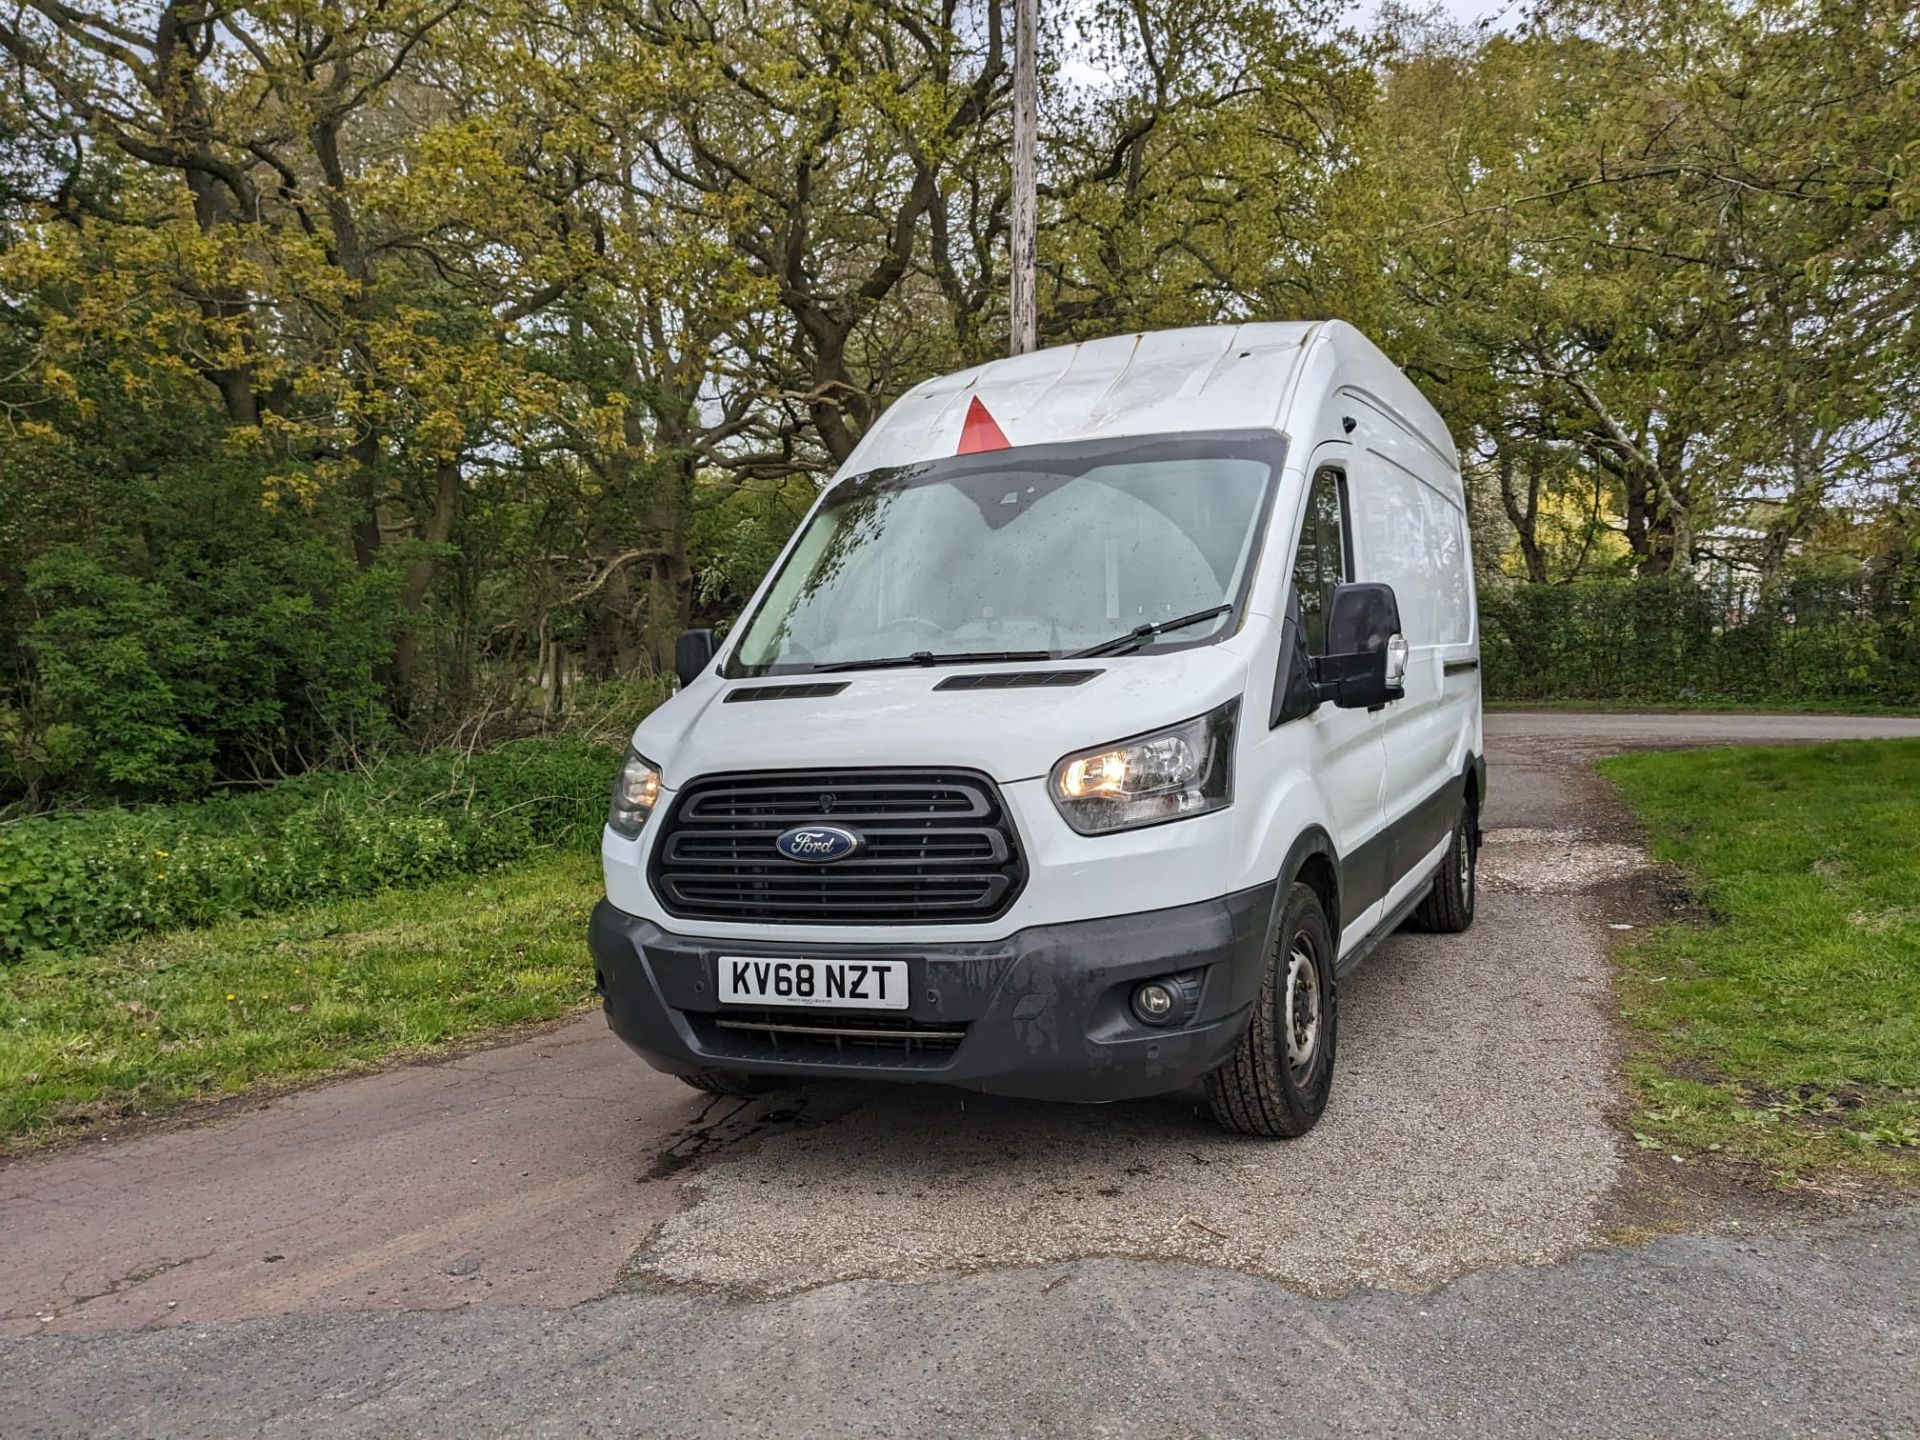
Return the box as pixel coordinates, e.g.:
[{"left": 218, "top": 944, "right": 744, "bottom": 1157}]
[
  {"left": 1049, "top": 699, "right": 1238, "bottom": 835},
  {"left": 608, "top": 748, "right": 663, "bottom": 837}
]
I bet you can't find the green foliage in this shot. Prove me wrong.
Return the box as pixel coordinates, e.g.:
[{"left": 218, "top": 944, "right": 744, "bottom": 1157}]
[
  {"left": 1346, "top": 0, "right": 1920, "bottom": 579},
  {"left": 19, "top": 551, "right": 212, "bottom": 796},
  {"left": 1602, "top": 741, "right": 1920, "bottom": 1184},
  {"left": 0, "top": 739, "right": 616, "bottom": 963},
  {"left": 17, "top": 533, "right": 395, "bottom": 800},
  {"left": 1481, "top": 575, "right": 1920, "bottom": 708},
  {"left": 0, "top": 365, "right": 397, "bottom": 807},
  {"left": 689, "top": 476, "right": 818, "bottom": 630}
]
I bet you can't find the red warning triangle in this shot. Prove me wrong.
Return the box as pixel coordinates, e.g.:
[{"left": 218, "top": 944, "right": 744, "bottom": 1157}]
[{"left": 956, "top": 396, "right": 1011, "bottom": 454}]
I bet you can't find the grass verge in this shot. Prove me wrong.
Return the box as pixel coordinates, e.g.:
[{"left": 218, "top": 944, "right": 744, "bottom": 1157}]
[
  {"left": 1599, "top": 740, "right": 1920, "bottom": 1187},
  {"left": 0, "top": 849, "right": 601, "bottom": 1150},
  {"left": 1488, "top": 697, "right": 1920, "bottom": 715}
]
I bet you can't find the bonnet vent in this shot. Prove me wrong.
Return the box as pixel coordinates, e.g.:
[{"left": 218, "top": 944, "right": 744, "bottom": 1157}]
[
  {"left": 933, "top": 670, "right": 1101, "bottom": 691},
  {"left": 723, "top": 682, "right": 851, "bottom": 703}
]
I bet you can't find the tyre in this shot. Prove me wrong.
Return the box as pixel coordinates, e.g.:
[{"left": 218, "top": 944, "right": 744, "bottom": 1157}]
[
  {"left": 1205, "top": 881, "right": 1338, "bottom": 1138},
  {"left": 677, "top": 1069, "right": 786, "bottom": 1097},
  {"left": 1410, "top": 803, "right": 1477, "bottom": 934}
]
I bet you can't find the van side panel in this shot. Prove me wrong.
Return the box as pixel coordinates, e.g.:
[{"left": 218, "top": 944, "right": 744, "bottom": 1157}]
[{"left": 1342, "top": 392, "right": 1480, "bottom": 893}]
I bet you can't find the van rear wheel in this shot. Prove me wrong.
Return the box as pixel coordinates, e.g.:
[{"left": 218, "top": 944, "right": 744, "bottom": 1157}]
[
  {"left": 1410, "top": 804, "right": 1476, "bottom": 934},
  {"left": 1205, "top": 881, "right": 1338, "bottom": 1138}
]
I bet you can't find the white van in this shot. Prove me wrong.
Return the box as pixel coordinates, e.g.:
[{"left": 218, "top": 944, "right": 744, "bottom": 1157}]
[{"left": 590, "top": 321, "right": 1482, "bottom": 1136}]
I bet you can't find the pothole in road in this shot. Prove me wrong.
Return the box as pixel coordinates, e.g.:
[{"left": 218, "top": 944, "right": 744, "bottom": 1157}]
[{"left": 1479, "top": 826, "right": 1645, "bottom": 895}]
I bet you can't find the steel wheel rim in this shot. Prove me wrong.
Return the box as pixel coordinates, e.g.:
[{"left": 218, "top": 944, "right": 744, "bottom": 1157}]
[
  {"left": 1282, "top": 939, "right": 1321, "bottom": 1077},
  {"left": 1460, "top": 822, "right": 1475, "bottom": 905}
]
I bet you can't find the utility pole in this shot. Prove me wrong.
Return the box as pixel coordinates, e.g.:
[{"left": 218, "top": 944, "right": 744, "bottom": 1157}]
[{"left": 1009, "top": 0, "right": 1037, "bottom": 356}]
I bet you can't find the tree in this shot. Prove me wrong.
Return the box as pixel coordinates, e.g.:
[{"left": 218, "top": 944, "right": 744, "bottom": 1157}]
[
  {"left": 0, "top": 0, "right": 582, "bottom": 708},
  {"left": 1351, "top": 0, "right": 1920, "bottom": 578}
]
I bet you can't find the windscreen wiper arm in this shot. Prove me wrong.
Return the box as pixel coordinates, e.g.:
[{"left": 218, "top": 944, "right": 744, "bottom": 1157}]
[
  {"left": 807, "top": 649, "right": 1054, "bottom": 673},
  {"left": 1070, "top": 604, "right": 1233, "bottom": 659}
]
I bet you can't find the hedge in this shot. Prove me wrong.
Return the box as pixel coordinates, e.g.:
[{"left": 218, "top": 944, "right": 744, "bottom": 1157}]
[
  {"left": 0, "top": 739, "right": 617, "bottom": 962},
  {"left": 1480, "top": 575, "right": 1919, "bottom": 708}
]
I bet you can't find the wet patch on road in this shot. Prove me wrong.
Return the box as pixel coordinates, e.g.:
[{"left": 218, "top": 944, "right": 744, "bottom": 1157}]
[{"left": 640, "top": 1090, "right": 851, "bottom": 1184}]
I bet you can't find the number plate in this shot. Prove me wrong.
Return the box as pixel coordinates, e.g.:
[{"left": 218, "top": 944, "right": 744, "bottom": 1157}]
[{"left": 717, "top": 956, "right": 909, "bottom": 1010}]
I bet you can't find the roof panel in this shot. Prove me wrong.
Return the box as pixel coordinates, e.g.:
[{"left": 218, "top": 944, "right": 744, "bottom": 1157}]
[{"left": 840, "top": 323, "right": 1318, "bottom": 474}]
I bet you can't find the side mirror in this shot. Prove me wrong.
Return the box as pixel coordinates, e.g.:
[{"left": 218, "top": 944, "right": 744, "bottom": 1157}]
[
  {"left": 1311, "top": 583, "right": 1407, "bottom": 710},
  {"left": 674, "top": 628, "right": 717, "bottom": 689}
]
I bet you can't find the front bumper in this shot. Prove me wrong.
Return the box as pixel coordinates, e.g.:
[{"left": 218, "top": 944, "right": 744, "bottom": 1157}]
[{"left": 588, "top": 886, "right": 1275, "bottom": 1103}]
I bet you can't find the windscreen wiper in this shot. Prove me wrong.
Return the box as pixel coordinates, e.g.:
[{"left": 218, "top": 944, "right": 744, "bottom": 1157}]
[
  {"left": 807, "top": 649, "right": 1053, "bottom": 674},
  {"left": 1070, "top": 604, "right": 1233, "bottom": 659}
]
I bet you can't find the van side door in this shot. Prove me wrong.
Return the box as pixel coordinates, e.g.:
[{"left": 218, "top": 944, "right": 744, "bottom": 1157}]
[{"left": 1281, "top": 448, "right": 1390, "bottom": 954}]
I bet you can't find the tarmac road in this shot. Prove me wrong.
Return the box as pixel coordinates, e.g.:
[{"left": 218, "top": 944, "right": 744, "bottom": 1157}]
[
  {"left": 3, "top": 710, "right": 1917, "bottom": 1436},
  {"left": 6, "top": 1208, "right": 1915, "bottom": 1439}
]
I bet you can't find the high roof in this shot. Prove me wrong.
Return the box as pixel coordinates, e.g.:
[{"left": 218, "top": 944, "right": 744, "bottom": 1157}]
[{"left": 837, "top": 322, "right": 1324, "bottom": 476}]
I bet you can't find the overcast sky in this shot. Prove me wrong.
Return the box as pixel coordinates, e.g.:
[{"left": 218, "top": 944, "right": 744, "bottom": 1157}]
[
  {"left": 1053, "top": 1, "right": 1524, "bottom": 91},
  {"left": 1056, "top": 1, "right": 1523, "bottom": 87},
  {"left": 1369, "top": 0, "right": 1519, "bottom": 32}
]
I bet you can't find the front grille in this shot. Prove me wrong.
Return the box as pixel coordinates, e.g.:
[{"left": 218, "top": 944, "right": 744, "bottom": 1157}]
[
  {"left": 650, "top": 768, "right": 1025, "bottom": 924},
  {"left": 688, "top": 1010, "right": 967, "bottom": 1069}
]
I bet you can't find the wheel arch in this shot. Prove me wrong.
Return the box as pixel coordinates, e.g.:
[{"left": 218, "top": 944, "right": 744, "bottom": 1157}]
[
  {"left": 1273, "top": 823, "right": 1342, "bottom": 947},
  {"left": 1464, "top": 749, "right": 1487, "bottom": 842}
]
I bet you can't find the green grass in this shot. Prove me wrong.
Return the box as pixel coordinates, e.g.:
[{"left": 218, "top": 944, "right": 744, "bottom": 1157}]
[
  {"left": 1600, "top": 740, "right": 1920, "bottom": 1186},
  {"left": 1489, "top": 697, "right": 1920, "bottom": 716},
  {"left": 0, "top": 849, "right": 601, "bottom": 1149}
]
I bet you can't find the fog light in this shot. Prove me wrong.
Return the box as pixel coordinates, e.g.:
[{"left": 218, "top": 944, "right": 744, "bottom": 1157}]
[{"left": 1133, "top": 981, "right": 1177, "bottom": 1026}]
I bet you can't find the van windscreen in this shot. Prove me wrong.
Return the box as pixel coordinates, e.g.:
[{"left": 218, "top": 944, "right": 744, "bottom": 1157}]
[{"left": 726, "top": 431, "right": 1285, "bottom": 677}]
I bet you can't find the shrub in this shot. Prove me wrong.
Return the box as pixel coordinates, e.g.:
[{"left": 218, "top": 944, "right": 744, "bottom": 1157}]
[
  {"left": 7, "top": 474, "right": 396, "bottom": 807},
  {"left": 0, "top": 738, "right": 617, "bottom": 962}
]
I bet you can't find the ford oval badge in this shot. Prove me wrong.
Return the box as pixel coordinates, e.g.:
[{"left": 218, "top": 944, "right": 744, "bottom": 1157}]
[{"left": 774, "top": 825, "right": 863, "bottom": 864}]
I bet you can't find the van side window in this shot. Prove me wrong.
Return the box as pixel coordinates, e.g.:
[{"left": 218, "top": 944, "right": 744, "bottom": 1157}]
[{"left": 1292, "top": 466, "right": 1350, "bottom": 654}]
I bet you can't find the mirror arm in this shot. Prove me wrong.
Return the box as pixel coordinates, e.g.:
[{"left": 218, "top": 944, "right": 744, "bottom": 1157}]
[
  {"left": 1307, "top": 648, "right": 1405, "bottom": 711},
  {"left": 1306, "top": 660, "right": 1372, "bottom": 710}
]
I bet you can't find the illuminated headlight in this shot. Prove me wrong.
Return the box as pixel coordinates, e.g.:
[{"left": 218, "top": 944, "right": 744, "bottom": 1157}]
[
  {"left": 1049, "top": 700, "right": 1238, "bottom": 836},
  {"left": 607, "top": 748, "right": 663, "bottom": 837}
]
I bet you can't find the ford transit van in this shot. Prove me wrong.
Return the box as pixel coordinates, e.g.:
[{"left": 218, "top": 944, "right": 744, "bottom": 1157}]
[{"left": 589, "top": 321, "right": 1483, "bottom": 1137}]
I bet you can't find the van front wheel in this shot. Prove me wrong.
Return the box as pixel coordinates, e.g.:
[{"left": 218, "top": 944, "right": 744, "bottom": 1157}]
[{"left": 1205, "top": 881, "right": 1338, "bottom": 1138}]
